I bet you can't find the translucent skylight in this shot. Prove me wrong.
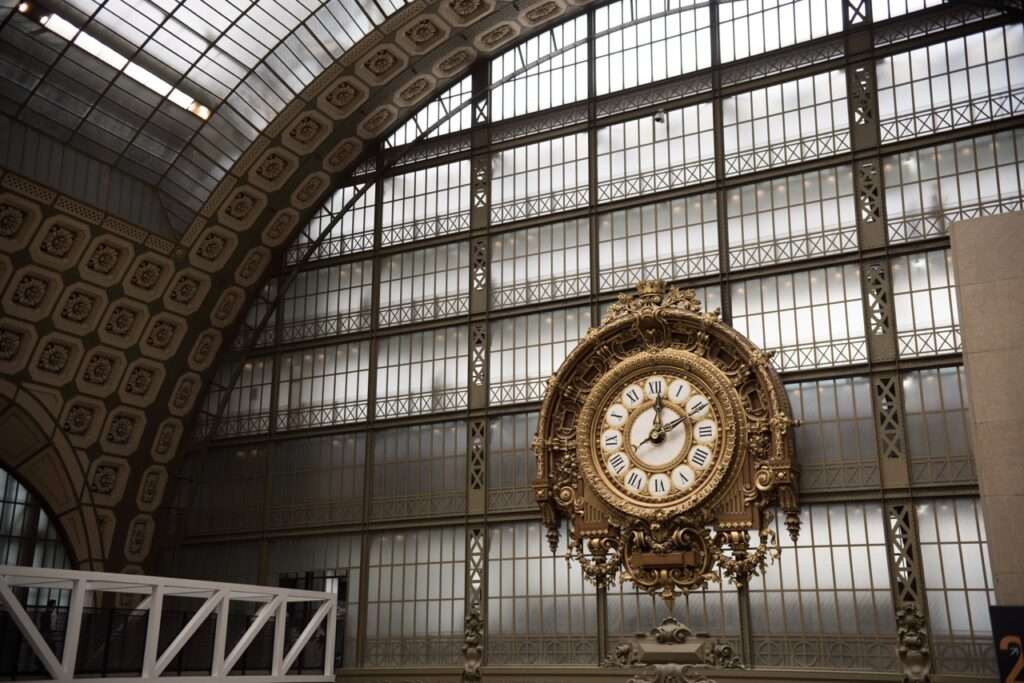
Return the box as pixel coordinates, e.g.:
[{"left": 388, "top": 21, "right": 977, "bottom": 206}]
[{"left": 27, "top": 7, "right": 210, "bottom": 119}]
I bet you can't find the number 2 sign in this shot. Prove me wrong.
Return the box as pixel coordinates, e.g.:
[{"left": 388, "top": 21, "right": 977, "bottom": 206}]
[{"left": 992, "top": 606, "right": 1024, "bottom": 682}]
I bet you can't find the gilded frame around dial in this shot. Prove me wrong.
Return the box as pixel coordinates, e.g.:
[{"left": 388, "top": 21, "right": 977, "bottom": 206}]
[{"left": 577, "top": 348, "right": 747, "bottom": 518}]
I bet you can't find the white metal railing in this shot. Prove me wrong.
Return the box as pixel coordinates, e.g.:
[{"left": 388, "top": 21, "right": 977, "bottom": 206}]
[{"left": 0, "top": 565, "right": 337, "bottom": 683}]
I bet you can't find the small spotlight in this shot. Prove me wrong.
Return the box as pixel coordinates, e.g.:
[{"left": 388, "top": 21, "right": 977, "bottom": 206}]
[
  {"left": 39, "top": 14, "right": 50, "bottom": 24},
  {"left": 653, "top": 109, "right": 666, "bottom": 124},
  {"left": 189, "top": 101, "right": 211, "bottom": 120},
  {"left": 18, "top": 2, "right": 31, "bottom": 12}
]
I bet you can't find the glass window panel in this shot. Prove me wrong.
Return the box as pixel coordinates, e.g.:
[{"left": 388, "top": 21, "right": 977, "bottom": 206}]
[
  {"left": 487, "top": 521, "right": 597, "bottom": 664},
  {"left": 489, "top": 306, "right": 591, "bottom": 405},
  {"left": 915, "top": 498, "right": 996, "bottom": 676},
  {"left": 786, "top": 377, "right": 879, "bottom": 492},
  {"left": 596, "top": 103, "right": 715, "bottom": 202},
  {"left": 722, "top": 70, "right": 850, "bottom": 176},
  {"left": 490, "top": 132, "right": 590, "bottom": 224},
  {"left": 365, "top": 526, "right": 465, "bottom": 666},
  {"left": 891, "top": 248, "right": 960, "bottom": 357},
  {"left": 594, "top": 0, "right": 711, "bottom": 96},
  {"left": 0, "top": 467, "right": 73, "bottom": 574},
  {"left": 198, "top": 356, "right": 274, "bottom": 438},
  {"left": 269, "top": 434, "right": 366, "bottom": 529},
  {"left": 903, "top": 367, "right": 974, "bottom": 485},
  {"left": 381, "top": 160, "right": 471, "bottom": 246},
  {"left": 277, "top": 341, "right": 371, "bottom": 430},
  {"left": 719, "top": 0, "right": 844, "bottom": 63},
  {"left": 379, "top": 242, "right": 471, "bottom": 326},
  {"left": 731, "top": 265, "right": 867, "bottom": 371},
  {"left": 877, "top": 26, "right": 1024, "bottom": 142},
  {"left": 884, "top": 128, "right": 1024, "bottom": 243},
  {"left": 376, "top": 326, "right": 469, "bottom": 418},
  {"left": 182, "top": 445, "right": 267, "bottom": 536},
  {"left": 597, "top": 192, "right": 719, "bottom": 290},
  {"left": 387, "top": 76, "right": 472, "bottom": 148},
  {"left": 371, "top": 421, "right": 467, "bottom": 520},
  {"left": 278, "top": 260, "right": 374, "bottom": 342},
  {"left": 267, "top": 532, "right": 363, "bottom": 668},
  {"left": 871, "top": 0, "right": 945, "bottom": 22},
  {"left": 288, "top": 184, "right": 376, "bottom": 264},
  {"left": 491, "top": 219, "right": 591, "bottom": 308},
  {"left": 487, "top": 412, "right": 539, "bottom": 512},
  {"left": 749, "top": 503, "right": 897, "bottom": 671},
  {"left": 727, "top": 165, "right": 858, "bottom": 270},
  {"left": 491, "top": 16, "right": 589, "bottom": 120}
]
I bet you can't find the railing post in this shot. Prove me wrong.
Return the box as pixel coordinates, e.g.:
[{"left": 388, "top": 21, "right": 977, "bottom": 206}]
[
  {"left": 141, "top": 583, "right": 164, "bottom": 678},
  {"left": 211, "top": 590, "right": 230, "bottom": 677},
  {"left": 60, "top": 577, "right": 87, "bottom": 680},
  {"left": 324, "top": 597, "right": 337, "bottom": 677},
  {"left": 271, "top": 597, "right": 287, "bottom": 676}
]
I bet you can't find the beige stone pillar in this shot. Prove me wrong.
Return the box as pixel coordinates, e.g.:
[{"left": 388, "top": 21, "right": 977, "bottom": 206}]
[{"left": 950, "top": 211, "right": 1024, "bottom": 605}]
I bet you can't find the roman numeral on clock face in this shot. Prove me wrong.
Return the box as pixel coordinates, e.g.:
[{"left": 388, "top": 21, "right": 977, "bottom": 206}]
[
  {"left": 690, "top": 445, "right": 712, "bottom": 469},
  {"left": 607, "top": 452, "right": 628, "bottom": 476},
  {"left": 625, "top": 468, "right": 647, "bottom": 491}
]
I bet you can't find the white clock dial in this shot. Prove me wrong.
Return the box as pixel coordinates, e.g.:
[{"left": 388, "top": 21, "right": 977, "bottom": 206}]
[
  {"left": 644, "top": 376, "right": 666, "bottom": 399},
  {"left": 671, "top": 464, "right": 696, "bottom": 491},
  {"left": 648, "top": 473, "right": 671, "bottom": 497},
  {"left": 624, "top": 468, "right": 648, "bottom": 492},
  {"left": 601, "top": 429, "right": 623, "bottom": 453},
  {"left": 629, "top": 404, "right": 686, "bottom": 469},
  {"left": 607, "top": 451, "right": 629, "bottom": 477},
  {"left": 689, "top": 445, "right": 713, "bottom": 470},
  {"left": 693, "top": 418, "right": 717, "bottom": 444},
  {"left": 686, "top": 394, "right": 711, "bottom": 419},
  {"left": 606, "top": 403, "right": 628, "bottom": 427},
  {"left": 668, "top": 378, "right": 691, "bottom": 404},
  {"left": 622, "top": 384, "right": 645, "bottom": 408}
]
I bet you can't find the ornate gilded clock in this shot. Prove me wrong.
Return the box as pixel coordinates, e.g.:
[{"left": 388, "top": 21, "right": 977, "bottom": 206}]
[{"left": 533, "top": 281, "right": 800, "bottom": 603}]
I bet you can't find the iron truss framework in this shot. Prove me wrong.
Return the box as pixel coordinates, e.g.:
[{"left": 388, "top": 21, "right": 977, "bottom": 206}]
[{"left": 177, "top": 1, "right": 1019, "bottom": 679}]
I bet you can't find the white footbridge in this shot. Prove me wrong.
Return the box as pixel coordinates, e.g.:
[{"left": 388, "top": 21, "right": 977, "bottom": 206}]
[{"left": 0, "top": 565, "right": 337, "bottom": 682}]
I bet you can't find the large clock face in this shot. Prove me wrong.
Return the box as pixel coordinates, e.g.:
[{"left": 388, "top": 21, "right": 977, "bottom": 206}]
[
  {"left": 599, "top": 373, "right": 720, "bottom": 500},
  {"left": 577, "top": 348, "right": 741, "bottom": 515}
]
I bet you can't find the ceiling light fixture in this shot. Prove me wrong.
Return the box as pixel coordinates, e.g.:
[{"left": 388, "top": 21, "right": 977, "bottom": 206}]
[{"left": 23, "top": 7, "right": 211, "bottom": 120}]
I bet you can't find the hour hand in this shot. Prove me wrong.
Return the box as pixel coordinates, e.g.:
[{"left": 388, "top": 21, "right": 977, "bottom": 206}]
[{"left": 653, "top": 394, "right": 663, "bottom": 428}]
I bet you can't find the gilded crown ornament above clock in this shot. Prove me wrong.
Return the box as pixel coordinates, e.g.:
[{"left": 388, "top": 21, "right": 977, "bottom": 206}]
[{"left": 533, "top": 280, "right": 801, "bottom": 604}]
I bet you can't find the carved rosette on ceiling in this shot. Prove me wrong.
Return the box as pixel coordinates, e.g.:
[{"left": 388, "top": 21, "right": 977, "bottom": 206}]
[{"left": 534, "top": 280, "right": 800, "bottom": 604}]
